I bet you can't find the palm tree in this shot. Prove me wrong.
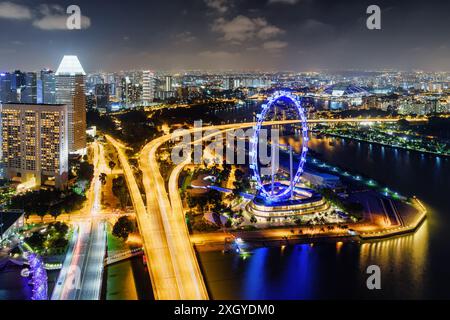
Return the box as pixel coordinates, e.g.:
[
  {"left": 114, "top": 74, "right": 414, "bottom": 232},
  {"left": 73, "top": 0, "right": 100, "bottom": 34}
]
[{"left": 99, "top": 173, "right": 107, "bottom": 185}]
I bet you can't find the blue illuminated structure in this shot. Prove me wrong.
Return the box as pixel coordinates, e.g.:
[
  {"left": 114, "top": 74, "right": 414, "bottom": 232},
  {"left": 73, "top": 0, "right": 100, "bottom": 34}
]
[
  {"left": 27, "top": 252, "right": 48, "bottom": 300},
  {"left": 250, "top": 91, "right": 308, "bottom": 202}
]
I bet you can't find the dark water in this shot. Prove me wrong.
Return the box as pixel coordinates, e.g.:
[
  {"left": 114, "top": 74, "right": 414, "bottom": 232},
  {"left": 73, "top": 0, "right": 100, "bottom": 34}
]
[
  {"left": 0, "top": 265, "right": 33, "bottom": 300},
  {"left": 198, "top": 136, "right": 450, "bottom": 299},
  {"left": 211, "top": 98, "right": 347, "bottom": 124}
]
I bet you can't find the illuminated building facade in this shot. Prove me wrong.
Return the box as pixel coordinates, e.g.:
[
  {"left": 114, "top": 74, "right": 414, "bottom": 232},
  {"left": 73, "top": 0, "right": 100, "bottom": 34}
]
[
  {"left": 39, "top": 70, "right": 56, "bottom": 104},
  {"left": 0, "top": 103, "right": 68, "bottom": 189},
  {"left": 142, "top": 70, "right": 155, "bottom": 105},
  {"left": 165, "top": 75, "right": 173, "bottom": 92},
  {"left": 55, "top": 55, "right": 87, "bottom": 154},
  {"left": 94, "top": 83, "right": 110, "bottom": 111},
  {"left": 21, "top": 72, "right": 38, "bottom": 104}
]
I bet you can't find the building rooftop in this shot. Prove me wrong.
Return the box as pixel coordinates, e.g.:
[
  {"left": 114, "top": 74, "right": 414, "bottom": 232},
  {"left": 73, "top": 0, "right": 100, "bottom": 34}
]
[
  {"left": 2, "top": 103, "right": 65, "bottom": 107},
  {"left": 55, "top": 55, "right": 86, "bottom": 76},
  {"left": 323, "top": 83, "right": 369, "bottom": 97}
]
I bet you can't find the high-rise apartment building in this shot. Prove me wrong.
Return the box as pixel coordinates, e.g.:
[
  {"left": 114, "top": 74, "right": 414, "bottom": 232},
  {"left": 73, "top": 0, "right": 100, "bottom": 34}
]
[
  {"left": 120, "top": 76, "right": 142, "bottom": 107},
  {"left": 0, "top": 103, "right": 69, "bottom": 189},
  {"left": 142, "top": 70, "right": 155, "bottom": 105},
  {"left": 55, "top": 55, "right": 87, "bottom": 154},
  {"left": 165, "top": 75, "right": 173, "bottom": 92},
  {"left": 95, "top": 83, "right": 110, "bottom": 110}
]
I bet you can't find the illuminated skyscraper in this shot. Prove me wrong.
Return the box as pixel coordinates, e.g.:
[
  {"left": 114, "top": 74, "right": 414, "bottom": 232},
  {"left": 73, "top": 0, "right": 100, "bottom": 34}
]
[
  {"left": 21, "top": 72, "right": 37, "bottom": 104},
  {"left": 0, "top": 103, "right": 69, "bottom": 189},
  {"left": 0, "top": 73, "right": 15, "bottom": 103},
  {"left": 95, "top": 83, "right": 110, "bottom": 110},
  {"left": 142, "top": 70, "right": 155, "bottom": 105},
  {"left": 120, "top": 76, "right": 142, "bottom": 107},
  {"left": 39, "top": 70, "right": 56, "bottom": 104},
  {"left": 55, "top": 55, "right": 86, "bottom": 154},
  {"left": 165, "top": 75, "right": 173, "bottom": 92}
]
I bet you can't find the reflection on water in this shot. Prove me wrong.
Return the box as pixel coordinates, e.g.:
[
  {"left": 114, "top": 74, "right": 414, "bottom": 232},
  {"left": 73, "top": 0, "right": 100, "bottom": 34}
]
[
  {"left": 359, "top": 220, "right": 430, "bottom": 299},
  {"left": 199, "top": 222, "right": 431, "bottom": 300},
  {"left": 0, "top": 265, "right": 33, "bottom": 300},
  {"left": 199, "top": 134, "right": 449, "bottom": 300}
]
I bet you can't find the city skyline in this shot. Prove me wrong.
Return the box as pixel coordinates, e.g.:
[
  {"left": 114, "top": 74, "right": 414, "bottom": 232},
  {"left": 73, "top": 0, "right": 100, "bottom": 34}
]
[
  {"left": 1, "top": 0, "right": 450, "bottom": 72},
  {"left": 1, "top": 0, "right": 450, "bottom": 307}
]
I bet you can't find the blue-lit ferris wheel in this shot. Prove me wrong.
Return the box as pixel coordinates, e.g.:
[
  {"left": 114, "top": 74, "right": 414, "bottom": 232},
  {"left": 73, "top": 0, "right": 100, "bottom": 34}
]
[{"left": 249, "top": 91, "right": 309, "bottom": 202}]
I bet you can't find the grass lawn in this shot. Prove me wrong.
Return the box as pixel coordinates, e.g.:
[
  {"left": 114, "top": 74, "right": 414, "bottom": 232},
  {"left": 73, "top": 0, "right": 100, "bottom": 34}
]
[
  {"left": 104, "top": 222, "right": 138, "bottom": 300},
  {"left": 106, "top": 222, "right": 128, "bottom": 253}
]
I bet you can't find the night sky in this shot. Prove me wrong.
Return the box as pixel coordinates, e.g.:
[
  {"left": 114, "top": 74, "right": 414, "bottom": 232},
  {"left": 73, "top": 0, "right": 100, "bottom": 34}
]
[{"left": 1, "top": 0, "right": 450, "bottom": 72}]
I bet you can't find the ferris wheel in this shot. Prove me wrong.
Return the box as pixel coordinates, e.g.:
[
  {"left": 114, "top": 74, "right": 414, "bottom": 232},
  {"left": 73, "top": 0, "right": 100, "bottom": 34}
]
[{"left": 249, "top": 91, "right": 309, "bottom": 202}]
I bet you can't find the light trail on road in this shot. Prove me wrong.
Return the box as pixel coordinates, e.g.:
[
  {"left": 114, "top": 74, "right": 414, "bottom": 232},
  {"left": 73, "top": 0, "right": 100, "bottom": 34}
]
[
  {"left": 145, "top": 139, "right": 209, "bottom": 299},
  {"left": 52, "top": 142, "right": 106, "bottom": 300},
  {"left": 77, "top": 221, "right": 106, "bottom": 300},
  {"left": 107, "top": 135, "right": 180, "bottom": 300}
]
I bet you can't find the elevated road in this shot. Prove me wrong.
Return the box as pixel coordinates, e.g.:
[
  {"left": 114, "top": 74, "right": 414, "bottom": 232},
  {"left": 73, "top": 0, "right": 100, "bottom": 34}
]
[
  {"left": 141, "top": 138, "right": 209, "bottom": 299},
  {"left": 106, "top": 135, "right": 180, "bottom": 300},
  {"left": 126, "top": 117, "right": 418, "bottom": 300}
]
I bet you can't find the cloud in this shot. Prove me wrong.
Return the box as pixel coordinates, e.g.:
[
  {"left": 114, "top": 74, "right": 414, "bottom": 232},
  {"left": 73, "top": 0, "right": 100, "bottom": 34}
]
[
  {"left": 0, "top": 2, "right": 32, "bottom": 20},
  {"left": 301, "top": 19, "right": 334, "bottom": 33},
  {"left": 33, "top": 15, "right": 91, "bottom": 30},
  {"left": 263, "top": 40, "right": 288, "bottom": 50},
  {"left": 0, "top": 2, "right": 91, "bottom": 30},
  {"left": 268, "top": 0, "right": 299, "bottom": 4},
  {"left": 204, "top": 0, "right": 229, "bottom": 14},
  {"left": 37, "top": 4, "right": 65, "bottom": 16},
  {"left": 32, "top": 5, "right": 91, "bottom": 30},
  {"left": 212, "top": 15, "right": 284, "bottom": 43},
  {"left": 174, "top": 31, "right": 197, "bottom": 43}
]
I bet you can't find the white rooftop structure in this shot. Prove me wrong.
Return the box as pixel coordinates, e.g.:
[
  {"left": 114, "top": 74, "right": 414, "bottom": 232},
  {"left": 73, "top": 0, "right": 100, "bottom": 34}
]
[{"left": 55, "top": 55, "right": 86, "bottom": 76}]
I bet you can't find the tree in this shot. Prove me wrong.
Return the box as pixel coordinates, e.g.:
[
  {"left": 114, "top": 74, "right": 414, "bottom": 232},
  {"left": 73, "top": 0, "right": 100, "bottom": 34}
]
[
  {"left": 62, "top": 193, "right": 85, "bottom": 214},
  {"left": 78, "top": 162, "right": 94, "bottom": 182},
  {"left": 109, "top": 161, "right": 116, "bottom": 173},
  {"left": 234, "top": 169, "right": 245, "bottom": 181},
  {"left": 112, "top": 216, "right": 134, "bottom": 240},
  {"left": 51, "top": 221, "right": 69, "bottom": 235},
  {"left": 49, "top": 237, "right": 69, "bottom": 251},
  {"left": 27, "top": 232, "right": 45, "bottom": 249},
  {"left": 112, "top": 176, "right": 129, "bottom": 208},
  {"left": 222, "top": 164, "right": 232, "bottom": 181},
  {"left": 397, "top": 119, "right": 410, "bottom": 131},
  {"left": 49, "top": 204, "right": 62, "bottom": 220},
  {"left": 35, "top": 205, "right": 48, "bottom": 222},
  {"left": 99, "top": 173, "right": 107, "bottom": 185},
  {"left": 186, "top": 194, "right": 196, "bottom": 208}
]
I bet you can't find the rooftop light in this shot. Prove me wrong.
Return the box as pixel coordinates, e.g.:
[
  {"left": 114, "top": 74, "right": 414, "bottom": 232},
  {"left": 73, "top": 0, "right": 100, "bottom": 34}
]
[{"left": 55, "top": 55, "right": 86, "bottom": 76}]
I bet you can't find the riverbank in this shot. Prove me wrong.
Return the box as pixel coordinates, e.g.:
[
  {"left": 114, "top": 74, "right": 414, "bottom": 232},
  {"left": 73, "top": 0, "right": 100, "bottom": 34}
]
[
  {"left": 196, "top": 131, "right": 447, "bottom": 300},
  {"left": 320, "top": 131, "right": 449, "bottom": 158},
  {"left": 101, "top": 223, "right": 153, "bottom": 300},
  {"left": 192, "top": 195, "right": 427, "bottom": 252}
]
